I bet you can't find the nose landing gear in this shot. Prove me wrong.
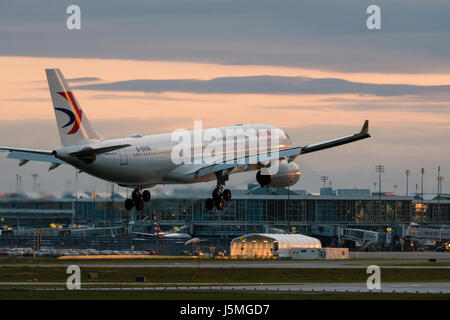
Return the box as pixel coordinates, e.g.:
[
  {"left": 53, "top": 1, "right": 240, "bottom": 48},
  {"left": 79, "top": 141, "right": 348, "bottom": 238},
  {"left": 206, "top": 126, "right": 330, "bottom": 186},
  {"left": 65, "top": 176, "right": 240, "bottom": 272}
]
[{"left": 125, "top": 187, "right": 151, "bottom": 211}]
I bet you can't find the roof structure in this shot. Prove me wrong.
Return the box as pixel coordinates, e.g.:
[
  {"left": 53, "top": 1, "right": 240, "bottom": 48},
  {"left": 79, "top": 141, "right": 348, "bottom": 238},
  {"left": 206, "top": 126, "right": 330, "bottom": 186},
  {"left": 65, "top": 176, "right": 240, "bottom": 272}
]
[{"left": 231, "top": 233, "right": 321, "bottom": 249}]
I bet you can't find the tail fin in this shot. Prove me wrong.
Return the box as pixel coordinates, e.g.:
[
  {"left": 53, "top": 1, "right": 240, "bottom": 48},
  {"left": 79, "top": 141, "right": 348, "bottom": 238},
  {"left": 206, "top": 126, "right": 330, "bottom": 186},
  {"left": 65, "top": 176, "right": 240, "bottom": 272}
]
[{"left": 46, "top": 68, "right": 102, "bottom": 146}]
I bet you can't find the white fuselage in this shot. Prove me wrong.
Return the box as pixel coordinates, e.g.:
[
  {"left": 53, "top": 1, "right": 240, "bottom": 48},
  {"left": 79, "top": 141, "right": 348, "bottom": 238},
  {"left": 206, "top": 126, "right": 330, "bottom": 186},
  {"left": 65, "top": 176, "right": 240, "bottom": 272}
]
[{"left": 55, "top": 124, "right": 292, "bottom": 188}]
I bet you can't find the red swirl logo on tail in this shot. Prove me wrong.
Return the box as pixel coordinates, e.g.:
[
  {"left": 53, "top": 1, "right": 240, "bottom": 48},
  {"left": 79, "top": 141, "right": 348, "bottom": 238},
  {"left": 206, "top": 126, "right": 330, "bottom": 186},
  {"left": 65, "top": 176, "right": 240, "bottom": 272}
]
[{"left": 56, "top": 91, "right": 82, "bottom": 134}]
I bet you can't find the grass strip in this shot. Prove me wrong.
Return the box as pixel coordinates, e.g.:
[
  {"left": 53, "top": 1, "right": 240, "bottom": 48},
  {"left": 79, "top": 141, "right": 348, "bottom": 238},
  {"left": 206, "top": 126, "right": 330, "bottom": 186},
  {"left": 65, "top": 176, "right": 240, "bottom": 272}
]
[{"left": 1, "top": 266, "right": 450, "bottom": 283}]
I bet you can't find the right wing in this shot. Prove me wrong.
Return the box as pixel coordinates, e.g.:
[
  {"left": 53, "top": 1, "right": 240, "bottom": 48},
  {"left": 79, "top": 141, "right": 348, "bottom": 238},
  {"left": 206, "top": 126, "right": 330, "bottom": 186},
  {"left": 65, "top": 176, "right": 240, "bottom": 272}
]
[
  {"left": 300, "top": 120, "right": 370, "bottom": 155},
  {"left": 190, "top": 120, "right": 371, "bottom": 178}
]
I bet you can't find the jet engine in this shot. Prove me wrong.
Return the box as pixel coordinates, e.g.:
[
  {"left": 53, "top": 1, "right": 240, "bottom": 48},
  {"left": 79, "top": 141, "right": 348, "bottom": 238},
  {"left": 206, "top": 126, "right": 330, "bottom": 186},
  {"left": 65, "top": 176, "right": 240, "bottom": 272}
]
[{"left": 256, "top": 161, "right": 300, "bottom": 188}]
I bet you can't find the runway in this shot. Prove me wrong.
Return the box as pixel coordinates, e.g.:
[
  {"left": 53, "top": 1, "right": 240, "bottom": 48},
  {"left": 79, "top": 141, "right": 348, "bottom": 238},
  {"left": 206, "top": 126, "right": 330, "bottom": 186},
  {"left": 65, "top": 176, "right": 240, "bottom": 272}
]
[
  {"left": 143, "top": 282, "right": 450, "bottom": 294},
  {"left": 2, "top": 282, "right": 449, "bottom": 294}
]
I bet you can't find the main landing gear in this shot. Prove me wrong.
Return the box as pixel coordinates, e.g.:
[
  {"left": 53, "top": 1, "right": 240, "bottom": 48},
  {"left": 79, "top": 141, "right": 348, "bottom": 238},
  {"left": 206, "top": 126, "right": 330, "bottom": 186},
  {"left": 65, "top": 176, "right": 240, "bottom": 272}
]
[
  {"left": 125, "top": 187, "right": 151, "bottom": 211},
  {"left": 205, "top": 171, "right": 232, "bottom": 211}
]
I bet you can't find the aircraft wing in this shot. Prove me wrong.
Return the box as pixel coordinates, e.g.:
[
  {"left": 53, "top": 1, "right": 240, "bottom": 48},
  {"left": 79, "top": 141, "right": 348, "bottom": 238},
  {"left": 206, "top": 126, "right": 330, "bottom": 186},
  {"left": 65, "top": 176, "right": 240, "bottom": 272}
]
[
  {"left": 173, "top": 225, "right": 189, "bottom": 233},
  {"left": 130, "top": 231, "right": 156, "bottom": 237},
  {"left": 0, "top": 143, "right": 130, "bottom": 167},
  {"left": 300, "top": 120, "right": 370, "bottom": 155},
  {"left": 0, "top": 147, "right": 66, "bottom": 167},
  {"left": 0, "top": 147, "right": 53, "bottom": 156},
  {"left": 191, "top": 120, "right": 370, "bottom": 178}
]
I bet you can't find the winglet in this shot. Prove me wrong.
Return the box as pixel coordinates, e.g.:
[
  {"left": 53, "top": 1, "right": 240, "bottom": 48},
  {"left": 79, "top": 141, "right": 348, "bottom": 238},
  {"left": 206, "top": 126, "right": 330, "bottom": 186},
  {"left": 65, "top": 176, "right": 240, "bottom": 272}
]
[{"left": 361, "top": 120, "right": 369, "bottom": 135}]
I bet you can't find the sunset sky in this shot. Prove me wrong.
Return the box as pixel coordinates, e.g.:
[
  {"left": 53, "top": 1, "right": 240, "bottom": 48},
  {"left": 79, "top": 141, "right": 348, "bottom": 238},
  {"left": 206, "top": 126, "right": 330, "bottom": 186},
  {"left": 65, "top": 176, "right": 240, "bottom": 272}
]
[{"left": 0, "top": 0, "right": 448, "bottom": 195}]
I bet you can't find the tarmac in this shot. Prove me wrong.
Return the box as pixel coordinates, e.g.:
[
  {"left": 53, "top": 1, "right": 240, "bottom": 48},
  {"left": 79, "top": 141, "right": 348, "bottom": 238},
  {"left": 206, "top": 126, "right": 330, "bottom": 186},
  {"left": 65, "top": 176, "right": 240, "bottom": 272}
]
[{"left": 1, "top": 252, "right": 449, "bottom": 295}]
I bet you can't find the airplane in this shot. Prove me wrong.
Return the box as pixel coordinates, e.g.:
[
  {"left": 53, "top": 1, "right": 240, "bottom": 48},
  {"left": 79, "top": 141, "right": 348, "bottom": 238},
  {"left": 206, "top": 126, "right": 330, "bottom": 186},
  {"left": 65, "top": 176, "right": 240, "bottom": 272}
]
[
  {"left": 0, "top": 68, "right": 371, "bottom": 211},
  {"left": 131, "top": 210, "right": 191, "bottom": 239},
  {"left": 152, "top": 211, "right": 191, "bottom": 239},
  {"left": 185, "top": 238, "right": 201, "bottom": 245}
]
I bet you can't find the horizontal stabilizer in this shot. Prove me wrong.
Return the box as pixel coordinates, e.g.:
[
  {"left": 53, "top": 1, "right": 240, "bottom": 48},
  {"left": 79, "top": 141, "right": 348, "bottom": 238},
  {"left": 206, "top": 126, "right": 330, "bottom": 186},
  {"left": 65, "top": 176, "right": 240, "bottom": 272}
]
[
  {"left": 6, "top": 150, "right": 66, "bottom": 164},
  {"left": 69, "top": 144, "right": 131, "bottom": 157}
]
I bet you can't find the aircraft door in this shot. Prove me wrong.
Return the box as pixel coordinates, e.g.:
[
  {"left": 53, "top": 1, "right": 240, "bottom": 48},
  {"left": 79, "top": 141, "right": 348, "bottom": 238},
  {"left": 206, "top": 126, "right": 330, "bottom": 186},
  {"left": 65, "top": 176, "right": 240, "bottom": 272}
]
[{"left": 119, "top": 149, "right": 128, "bottom": 165}]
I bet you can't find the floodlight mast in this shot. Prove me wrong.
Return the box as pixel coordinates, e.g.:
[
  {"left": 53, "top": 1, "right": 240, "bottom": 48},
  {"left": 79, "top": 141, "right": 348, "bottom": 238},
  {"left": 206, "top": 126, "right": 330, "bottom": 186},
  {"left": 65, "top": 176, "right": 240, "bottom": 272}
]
[
  {"left": 376, "top": 165, "right": 385, "bottom": 222},
  {"left": 405, "top": 169, "right": 411, "bottom": 196}
]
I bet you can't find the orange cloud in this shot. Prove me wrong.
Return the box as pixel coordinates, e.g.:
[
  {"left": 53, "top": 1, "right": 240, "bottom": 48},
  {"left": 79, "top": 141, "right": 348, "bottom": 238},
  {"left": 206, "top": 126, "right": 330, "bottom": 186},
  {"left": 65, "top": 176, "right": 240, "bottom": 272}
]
[{"left": 0, "top": 56, "right": 449, "bottom": 134}]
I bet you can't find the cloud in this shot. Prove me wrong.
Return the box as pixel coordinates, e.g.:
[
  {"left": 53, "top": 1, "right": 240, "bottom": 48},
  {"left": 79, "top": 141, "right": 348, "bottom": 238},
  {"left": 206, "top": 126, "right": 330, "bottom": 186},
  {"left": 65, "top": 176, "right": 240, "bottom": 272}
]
[
  {"left": 67, "top": 77, "right": 102, "bottom": 82},
  {"left": 31, "top": 77, "right": 102, "bottom": 84},
  {"left": 89, "top": 93, "right": 211, "bottom": 102},
  {"left": 2, "top": 97, "right": 49, "bottom": 102},
  {"left": 252, "top": 102, "right": 450, "bottom": 114},
  {"left": 2, "top": 1, "right": 450, "bottom": 72},
  {"left": 74, "top": 75, "right": 450, "bottom": 97}
]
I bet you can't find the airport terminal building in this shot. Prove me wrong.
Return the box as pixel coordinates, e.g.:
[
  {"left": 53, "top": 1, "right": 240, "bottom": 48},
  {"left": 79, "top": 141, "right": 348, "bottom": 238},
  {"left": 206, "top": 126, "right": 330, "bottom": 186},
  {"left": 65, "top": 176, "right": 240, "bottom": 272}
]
[{"left": 0, "top": 186, "right": 448, "bottom": 240}]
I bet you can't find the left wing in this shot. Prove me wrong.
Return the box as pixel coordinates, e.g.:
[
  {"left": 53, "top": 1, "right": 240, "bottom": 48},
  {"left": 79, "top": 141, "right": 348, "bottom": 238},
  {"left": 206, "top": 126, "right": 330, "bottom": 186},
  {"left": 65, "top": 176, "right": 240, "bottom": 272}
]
[
  {"left": 191, "top": 120, "right": 370, "bottom": 178},
  {"left": 1, "top": 143, "right": 131, "bottom": 170},
  {"left": 0, "top": 147, "right": 65, "bottom": 170}
]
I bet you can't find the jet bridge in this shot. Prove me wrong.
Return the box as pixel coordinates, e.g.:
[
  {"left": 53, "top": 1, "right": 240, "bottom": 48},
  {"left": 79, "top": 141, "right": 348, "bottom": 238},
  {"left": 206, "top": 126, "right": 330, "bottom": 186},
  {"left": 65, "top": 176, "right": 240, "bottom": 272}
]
[
  {"left": 405, "top": 226, "right": 450, "bottom": 241},
  {"left": 338, "top": 227, "right": 391, "bottom": 249}
]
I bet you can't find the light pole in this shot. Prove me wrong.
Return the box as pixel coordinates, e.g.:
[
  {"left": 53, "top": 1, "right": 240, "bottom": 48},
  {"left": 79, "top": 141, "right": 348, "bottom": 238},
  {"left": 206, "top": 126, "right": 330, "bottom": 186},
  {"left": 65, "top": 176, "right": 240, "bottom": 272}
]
[
  {"left": 436, "top": 166, "right": 444, "bottom": 226},
  {"left": 394, "top": 184, "right": 398, "bottom": 222},
  {"left": 31, "top": 174, "right": 38, "bottom": 193},
  {"left": 405, "top": 170, "right": 411, "bottom": 196},
  {"left": 376, "top": 165, "right": 385, "bottom": 223},
  {"left": 421, "top": 168, "right": 424, "bottom": 224},
  {"left": 320, "top": 176, "right": 328, "bottom": 188}
]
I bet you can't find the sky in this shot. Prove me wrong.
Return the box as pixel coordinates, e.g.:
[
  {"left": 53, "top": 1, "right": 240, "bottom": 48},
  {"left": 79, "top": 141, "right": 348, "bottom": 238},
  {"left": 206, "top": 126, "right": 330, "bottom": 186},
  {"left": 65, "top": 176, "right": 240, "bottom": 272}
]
[{"left": 0, "top": 0, "right": 449, "bottom": 195}]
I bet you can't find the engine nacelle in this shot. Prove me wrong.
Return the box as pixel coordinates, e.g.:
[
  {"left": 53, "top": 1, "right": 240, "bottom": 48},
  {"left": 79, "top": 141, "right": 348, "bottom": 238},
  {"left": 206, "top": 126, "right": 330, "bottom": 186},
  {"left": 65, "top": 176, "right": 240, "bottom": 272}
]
[{"left": 256, "top": 161, "right": 300, "bottom": 188}]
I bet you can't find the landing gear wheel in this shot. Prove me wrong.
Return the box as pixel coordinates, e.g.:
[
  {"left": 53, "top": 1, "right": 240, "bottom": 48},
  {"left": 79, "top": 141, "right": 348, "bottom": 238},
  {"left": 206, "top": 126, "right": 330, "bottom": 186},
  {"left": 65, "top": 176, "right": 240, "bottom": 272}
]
[
  {"left": 131, "top": 190, "right": 141, "bottom": 202},
  {"left": 135, "top": 198, "right": 144, "bottom": 211},
  {"left": 208, "top": 170, "right": 230, "bottom": 211},
  {"left": 223, "top": 189, "right": 232, "bottom": 201},
  {"left": 212, "top": 188, "right": 222, "bottom": 202},
  {"left": 142, "top": 190, "right": 151, "bottom": 202},
  {"left": 215, "top": 199, "right": 225, "bottom": 210},
  {"left": 125, "top": 199, "right": 134, "bottom": 211},
  {"left": 205, "top": 198, "right": 215, "bottom": 210}
]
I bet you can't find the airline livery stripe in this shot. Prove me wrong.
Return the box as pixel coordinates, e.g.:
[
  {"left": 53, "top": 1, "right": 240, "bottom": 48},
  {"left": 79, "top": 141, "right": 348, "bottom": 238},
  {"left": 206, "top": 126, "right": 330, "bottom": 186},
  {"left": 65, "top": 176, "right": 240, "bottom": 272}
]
[{"left": 57, "top": 91, "right": 83, "bottom": 134}]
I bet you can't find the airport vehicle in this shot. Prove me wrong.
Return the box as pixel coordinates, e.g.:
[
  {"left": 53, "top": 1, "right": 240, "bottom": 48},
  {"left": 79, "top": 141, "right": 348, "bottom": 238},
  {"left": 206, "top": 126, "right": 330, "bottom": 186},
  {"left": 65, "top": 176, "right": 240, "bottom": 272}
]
[{"left": 0, "top": 69, "right": 371, "bottom": 211}]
